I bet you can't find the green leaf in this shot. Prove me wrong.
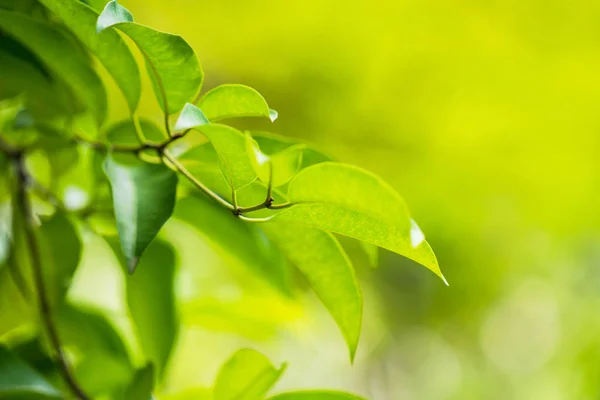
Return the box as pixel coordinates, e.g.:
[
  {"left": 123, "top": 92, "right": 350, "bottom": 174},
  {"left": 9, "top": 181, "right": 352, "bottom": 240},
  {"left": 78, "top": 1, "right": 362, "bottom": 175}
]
[
  {"left": 174, "top": 105, "right": 257, "bottom": 189},
  {"left": 0, "top": 345, "right": 61, "bottom": 399},
  {"left": 106, "top": 118, "right": 167, "bottom": 146},
  {"left": 104, "top": 153, "right": 178, "bottom": 272},
  {"left": 198, "top": 84, "right": 274, "bottom": 122},
  {"left": 38, "top": 0, "right": 141, "bottom": 112},
  {"left": 0, "top": 10, "right": 107, "bottom": 124},
  {"left": 360, "top": 242, "right": 378, "bottom": 268},
  {"left": 213, "top": 348, "right": 286, "bottom": 400},
  {"left": 125, "top": 364, "right": 155, "bottom": 400},
  {"left": 246, "top": 135, "right": 304, "bottom": 187},
  {"left": 261, "top": 223, "right": 362, "bottom": 361},
  {"left": 174, "top": 196, "right": 290, "bottom": 294},
  {"left": 276, "top": 162, "right": 447, "bottom": 284},
  {"left": 97, "top": 1, "right": 203, "bottom": 115},
  {"left": 250, "top": 131, "right": 331, "bottom": 169},
  {"left": 268, "top": 391, "right": 367, "bottom": 400}
]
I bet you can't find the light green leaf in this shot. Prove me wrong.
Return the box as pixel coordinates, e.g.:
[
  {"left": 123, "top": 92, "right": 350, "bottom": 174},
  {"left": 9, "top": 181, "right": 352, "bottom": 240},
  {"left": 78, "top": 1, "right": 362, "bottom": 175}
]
[
  {"left": 0, "top": 345, "right": 61, "bottom": 399},
  {"left": 38, "top": 0, "right": 141, "bottom": 111},
  {"left": 125, "top": 364, "right": 154, "bottom": 400},
  {"left": 106, "top": 118, "right": 167, "bottom": 146},
  {"left": 276, "top": 162, "right": 446, "bottom": 284},
  {"left": 104, "top": 153, "right": 178, "bottom": 272},
  {"left": 268, "top": 391, "right": 367, "bottom": 400},
  {"left": 174, "top": 196, "right": 290, "bottom": 294},
  {"left": 0, "top": 10, "right": 107, "bottom": 124},
  {"left": 213, "top": 348, "right": 286, "bottom": 400},
  {"left": 249, "top": 131, "right": 332, "bottom": 169},
  {"left": 173, "top": 102, "right": 210, "bottom": 131},
  {"left": 97, "top": 1, "right": 203, "bottom": 115},
  {"left": 261, "top": 223, "right": 362, "bottom": 361},
  {"left": 197, "top": 84, "right": 272, "bottom": 122},
  {"left": 360, "top": 242, "right": 378, "bottom": 268},
  {"left": 246, "top": 135, "right": 304, "bottom": 187}
]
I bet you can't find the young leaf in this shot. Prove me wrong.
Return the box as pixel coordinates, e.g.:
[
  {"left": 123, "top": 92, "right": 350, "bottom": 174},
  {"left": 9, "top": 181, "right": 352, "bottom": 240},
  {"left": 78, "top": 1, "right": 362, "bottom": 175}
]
[
  {"left": 246, "top": 136, "right": 305, "bottom": 187},
  {"left": 0, "top": 10, "right": 107, "bottom": 124},
  {"left": 97, "top": 1, "right": 203, "bottom": 115},
  {"left": 213, "top": 348, "right": 286, "bottom": 400},
  {"left": 125, "top": 364, "right": 155, "bottom": 400},
  {"left": 104, "top": 153, "right": 178, "bottom": 272},
  {"left": 197, "top": 84, "right": 273, "bottom": 122},
  {"left": 0, "top": 345, "right": 61, "bottom": 399},
  {"left": 268, "top": 391, "right": 367, "bottom": 400},
  {"left": 275, "top": 162, "right": 447, "bottom": 284},
  {"left": 174, "top": 105, "right": 257, "bottom": 189},
  {"left": 38, "top": 0, "right": 141, "bottom": 111},
  {"left": 174, "top": 196, "right": 290, "bottom": 294},
  {"left": 261, "top": 223, "right": 362, "bottom": 361}
]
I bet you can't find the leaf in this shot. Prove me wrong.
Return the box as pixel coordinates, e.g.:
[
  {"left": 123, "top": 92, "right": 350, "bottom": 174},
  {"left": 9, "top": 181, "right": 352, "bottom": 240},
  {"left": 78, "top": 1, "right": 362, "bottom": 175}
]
[
  {"left": 275, "top": 162, "right": 447, "bottom": 284},
  {"left": 125, "top": 364, "right": 155, "bottom": 400},
  {"left": 268, "top": 391, "right": 367, "bottom": 400},
  {"left": 197, "top": 84, "right": 273, "bottom": 122},
  {"left": 38, "top": 0, "right": 141, "bottom": 111},
  {"left": 97, "top": 1, "right": 203, "bottom": 115},
  {"left": 104, "top": 153, "right": 178, "bottom": 272},
  {"left": 360, "top": 242, "right": 378, "bottom": 268},
  {"left": 106, "top": 239, "right": 178, "bottom": 380},
  {"left": 0, "top": 345, "right": 61, "bottom": 399},
  {"left": 250, "top": 131, "right": 332, "bottom": 169},
  {"left": 261, "top": 223, "right": 362, "bottom": 361},
  {"left": 213, "top": 348, "right": 286, "bottom": 400},
  {"left": 0, "top": 10, "right": 107, "bottom": 124},
  {"left": 106, "top": 118, "right": 167, "bottom": 146},
  {"left": 174, "top": 196, "right": 290, "bottom": 294},
  {"left": 246, "top": 135, "right": 304, "bottom": 187},
  {"left": 174, "top": 105, "right": 257, "bottom": 189}
]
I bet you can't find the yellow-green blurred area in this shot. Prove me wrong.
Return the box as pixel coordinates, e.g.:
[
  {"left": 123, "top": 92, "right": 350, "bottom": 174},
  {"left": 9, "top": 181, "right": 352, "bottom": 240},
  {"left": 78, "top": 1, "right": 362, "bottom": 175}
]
[{"left": 72, "top": 0, "right": 600, "bottom": 398}]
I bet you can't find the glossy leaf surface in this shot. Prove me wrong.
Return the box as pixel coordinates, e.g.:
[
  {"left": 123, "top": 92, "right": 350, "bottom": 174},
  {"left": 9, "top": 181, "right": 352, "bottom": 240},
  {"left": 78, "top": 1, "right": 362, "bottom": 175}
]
[{"left": 198, "top": 84, "right": 272, "bottom": 122}]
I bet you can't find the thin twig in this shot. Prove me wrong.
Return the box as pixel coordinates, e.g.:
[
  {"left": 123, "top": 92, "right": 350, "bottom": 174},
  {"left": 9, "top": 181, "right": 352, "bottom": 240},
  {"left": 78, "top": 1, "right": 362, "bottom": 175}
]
[{"left": 13, "top": 155, "right": 91, "bottom": 400}]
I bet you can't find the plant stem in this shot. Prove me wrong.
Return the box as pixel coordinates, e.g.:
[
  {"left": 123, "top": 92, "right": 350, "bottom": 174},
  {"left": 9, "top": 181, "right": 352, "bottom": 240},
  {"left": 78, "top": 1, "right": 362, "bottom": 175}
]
[
  {"left": 162, "top": 150, "right": 235, "bottom": 211},
  {"left": 13, "top": 154, "right": 91, "bottom": 400}
]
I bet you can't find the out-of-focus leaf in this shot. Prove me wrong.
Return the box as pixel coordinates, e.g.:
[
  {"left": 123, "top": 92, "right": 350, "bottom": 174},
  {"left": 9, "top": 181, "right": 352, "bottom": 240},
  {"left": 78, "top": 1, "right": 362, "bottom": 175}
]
[
  {"left": 268, "top": 391, "right": 367, "bottom": 400},
  {"left": 0, "top": 10, "right": 107, "bottom": 124},
  {"left": 106, "top": 118, "right": 167, "bottom": 146},
  {"left": 0, "top": 345, "right": 61, "bottom": 399},
  {"left": 246, "top": 135, "right": 304, "bottom": 187},
  {"left": 0, "top": 96, "right": 25, "bottom": 133},
  {"left": 161, "top": 388, "right": 212, "bottom": 400},
  {"left": 124, "top": 364, "right": 154, "bottom": 400},
  {"left": 360, "top": 242, "right": 378, "bottom": 268},
  {"left": 276, "top": 162, "right": 446, "bottom": 284},
  {"left": 38, "top": 0, "right": 141, "bottom": 111},
  {"left": 104, "top": 153, "right": 178, "bottom": 272},
  {"left": 0, "top": 268, "right": 33, "bottom": 337},
  {"left": 213, "top": 348, "right": 286, "bottom": 400},
  {"left": 261, "top": 223, "right": 362, "bottom": 361},
  {"left": 106, "top": 239, "right": 178, "bottom": 380},
  {"left": 97, "top": 0, "right": 203, "bottom": 115},
  {"left": 174, "top": 196, "right": 290, "bottom": 294},
  {"left": 198, "top": 84, "right": 273, "bottom": 122}
]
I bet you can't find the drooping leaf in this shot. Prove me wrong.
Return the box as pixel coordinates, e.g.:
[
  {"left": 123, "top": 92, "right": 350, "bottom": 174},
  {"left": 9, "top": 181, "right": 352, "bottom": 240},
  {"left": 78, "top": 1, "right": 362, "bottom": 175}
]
[
  {"left": 174, "top": 104, "right": 257, "bottom": 189},
  {"left": 0, "top": 10, "right": 107, "bottom": 124},
  {"left": 0, "top": 345, "right": 61, "bottom": 399},
  {"left": 246, "top": 135, "right": 304, "bottom": 187},
  {"left": 106, "top": 238, "right": 178, "bottom": 380},
  {"left": 125, "top": 364, "right": 154, "bottom": 400},
  {"left": 174, "top": 196, "right": 290, "bottom": 294},
  {"left": 97, "top": 1, "right": 203, "bottom": 115},
  {"left": 268, "top": 391, "right": 367, "bottom": 400},
  {"left": 197, "top": 84, "right": 273, "bottom": 122},
  {"left": 38, "top": 0, "right": 141, "bottom": 111},
  {"left": 213, "top": 348, "right": 286, "bottom": 400},
  {"left": 261, "top": 223, "right": 362, "bottom": 361},
  {"left": 104, "top": 153, "right": 178, "bottom": 272},
  {"left": 275, "top": 162, "right": 446, "bottom": 284}
]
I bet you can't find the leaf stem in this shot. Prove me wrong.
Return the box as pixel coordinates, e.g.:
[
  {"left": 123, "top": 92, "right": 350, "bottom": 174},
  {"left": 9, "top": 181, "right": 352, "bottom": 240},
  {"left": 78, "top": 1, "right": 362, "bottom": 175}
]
[
  {"left": 13, "top": 154, "right": 91, "bottom": 400},
  {"left": 162, "top": 150, "right": 235, "bottom": 211}
]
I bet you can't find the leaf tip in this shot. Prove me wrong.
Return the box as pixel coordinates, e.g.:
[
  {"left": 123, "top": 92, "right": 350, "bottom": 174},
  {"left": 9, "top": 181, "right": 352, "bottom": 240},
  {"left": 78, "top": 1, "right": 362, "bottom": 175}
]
[
  {"left": 174, "top": 103, "right": 209, "bottom": 131},
  {"left": 96, "top": 0, "right": 134, "bottom": 33},
  {"left": 269, "top": 108, "right": 279, "bottom": 122},
  {"left": 128, "top": 257, "right": 139, "bottom": 274},
  {"left": 441, "top": 273, "right": 449, "bottom": 287}
]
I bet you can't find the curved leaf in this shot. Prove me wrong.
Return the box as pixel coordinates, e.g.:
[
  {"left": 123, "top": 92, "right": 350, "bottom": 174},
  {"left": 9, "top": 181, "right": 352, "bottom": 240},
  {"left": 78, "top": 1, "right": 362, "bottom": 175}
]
[
  {"left": 0, "top": 10, "right": 107, "bottom": 124},
  {"left": 213, "top": 348, "right": 286, "bottom": 400},
  {"left": 104, "top": 153, "right": 177, "bottom": 272},
  {"left": 0, "top": 345, "right": 61, "bottom": 399},
  {"left": 276, "top": 162, "right": 446, "bottom": 284},
  {"left": 250, "top": 131, "right": 332, "bottom": 169},
  {"left": 268, "top": 391, "right": 367, "bottom": 400},
  {"left": 97, "top": 1, "right": 203, "bottom": 114},
  {"left": 246, "top": 135, "right": 304, "bottom": 187},
  {"left": 198, "top": 84, "right": 273, "bottom": 122},
  {"left": 38, "top": 0, "right": 141, "bottom": 111},
  {"left": 125, "top": 364, "right": 155, "bottom": 400},
  {"left": 261, "top": 223, "right": 362, "bottom": 361}
]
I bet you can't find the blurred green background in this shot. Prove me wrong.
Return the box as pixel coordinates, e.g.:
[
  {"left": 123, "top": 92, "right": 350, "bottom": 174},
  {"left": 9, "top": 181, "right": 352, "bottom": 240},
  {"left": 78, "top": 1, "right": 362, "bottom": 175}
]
[{"left": 73, "top": 0, "right": 600, "bottom": 398}]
